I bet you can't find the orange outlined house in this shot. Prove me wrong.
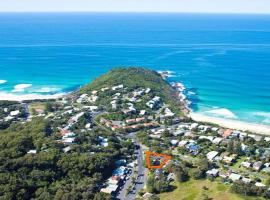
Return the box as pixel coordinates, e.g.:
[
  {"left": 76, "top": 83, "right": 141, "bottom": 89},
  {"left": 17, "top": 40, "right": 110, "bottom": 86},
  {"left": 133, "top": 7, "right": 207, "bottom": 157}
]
[{"left": 145, "top": 151, "right": 172, "bottom": 169}]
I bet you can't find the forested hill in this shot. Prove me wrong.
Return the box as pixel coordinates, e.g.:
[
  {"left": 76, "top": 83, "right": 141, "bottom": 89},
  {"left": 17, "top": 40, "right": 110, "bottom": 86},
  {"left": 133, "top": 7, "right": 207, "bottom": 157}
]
[
  {"left": 80, "top": 68, "right": 170, "bottom": 92},
  {"left": 78, "top": 67, "right": 183, "bottom": 115}
]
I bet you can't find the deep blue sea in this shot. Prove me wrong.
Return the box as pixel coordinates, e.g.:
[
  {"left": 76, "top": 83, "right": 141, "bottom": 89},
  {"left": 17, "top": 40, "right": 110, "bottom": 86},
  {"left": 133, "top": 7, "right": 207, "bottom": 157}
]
[{"left": 0, "top": 13, "right": 270, "bottom": 125}]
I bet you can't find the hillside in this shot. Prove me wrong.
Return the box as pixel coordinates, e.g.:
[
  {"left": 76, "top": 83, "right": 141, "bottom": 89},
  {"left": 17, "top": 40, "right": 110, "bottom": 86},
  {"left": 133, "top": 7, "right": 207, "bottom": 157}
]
[{"left": 78, "top": 67, "right": 184, "bottom": 115}]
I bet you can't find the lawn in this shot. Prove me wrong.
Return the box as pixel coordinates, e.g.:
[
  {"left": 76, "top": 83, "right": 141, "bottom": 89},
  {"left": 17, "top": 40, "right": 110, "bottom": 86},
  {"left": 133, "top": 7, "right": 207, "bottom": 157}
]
[
  {"left": 159, "top": 179, "right": 264, "bottom": 200},
  {"left": 29, "top": 102, "right": 46, "bottom": 114}
]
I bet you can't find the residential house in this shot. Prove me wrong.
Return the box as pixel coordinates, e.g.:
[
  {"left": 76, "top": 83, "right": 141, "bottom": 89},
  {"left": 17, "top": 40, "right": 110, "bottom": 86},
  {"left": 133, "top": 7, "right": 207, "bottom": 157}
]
[
  {"left": 139, "top": 110, "right": 146, "bottom": 116},
  {"left": 229, "top": 173, "right": 241, "bottom": 182},
  {"left": 253, "top": 161, "right": 263, "bottom": 171},
  {"left": 142, "top": 193, "right": 153, "bottom": 199},
  {"left": 223, "top": 154, "right": 237, "bottom": 165},
  {"left": 241, "top": 161, "right": 252, "bottom": 168},
  {"left": 206, "top": 168, "right": 219, "bottom": 177},
  {"left": 112, "top": 84, "right": 123, "bottom": 91},
  {"left": 199, "top": 135, "right": 214, "bottom": 142},
  {"left": 207, "top": 151, "right": 219, "bottom": 161},
  {"left": 212, "top": 137, "right": 223, "bottom": 145},
  {"left": 170, "top": 140, "right": 179, "bottom": 146},
  {"left": 255, "top": 182, "right": 266, "bottom": 187},
  {"left": 101, "top": 184, "right": 118, "bottom": 194},
  {"left": 173, "top": 130, "right": 185, "bottom": 136},
  {"left": 190, "top": 123, "right": 199, "bottom": 130},
  {"left": 62, "top": 137, "right": 75, "bottom": 144},
  {"left": 10, "top": 110, "right": 20, "bottom": 116},
  {"left": 223, "top": 129, "right": 233, "bottom": 138},
  {"left": 178, "top": 140, "right": 188, "bottom": 147},
  {"left": 146, "top": 96, "right": 161, "bottom": 109},
  {"left": 27, "top": 150, "right": 37, "bottom": 154},
  {"left": 186, "top": 143, "right": 200, "bottom": 155},
  {"left": 63, "top": 146, "right": 71, "bottom": 153},
  {"left": 164, "top": 108, "right": 175, "bottom": 117},
  {"left": 242, "top": 177, "right": 252, "bottom": 183}
]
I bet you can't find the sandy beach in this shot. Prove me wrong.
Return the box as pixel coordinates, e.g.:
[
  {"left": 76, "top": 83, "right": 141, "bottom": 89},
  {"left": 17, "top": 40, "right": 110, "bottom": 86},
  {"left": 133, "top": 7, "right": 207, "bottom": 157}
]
[
  {"left": 190, "top": 112, "right": 270, "bottom": 135},
  {"left": 0, "top": 92, "right": 64, "bottom": 101}
]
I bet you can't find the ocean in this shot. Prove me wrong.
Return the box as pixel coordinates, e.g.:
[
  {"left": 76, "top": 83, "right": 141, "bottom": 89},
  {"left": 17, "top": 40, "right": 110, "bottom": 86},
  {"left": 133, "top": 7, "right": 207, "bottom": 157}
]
[{"left": 0, "top": 13, "right": 270, "bottom": 125}]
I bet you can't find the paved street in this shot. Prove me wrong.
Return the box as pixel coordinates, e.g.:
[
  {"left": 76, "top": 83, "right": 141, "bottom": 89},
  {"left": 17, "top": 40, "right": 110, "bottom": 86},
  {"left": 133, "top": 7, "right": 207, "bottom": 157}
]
[{"left": 116, "top": 132, "right": 147, "bottom": 200}]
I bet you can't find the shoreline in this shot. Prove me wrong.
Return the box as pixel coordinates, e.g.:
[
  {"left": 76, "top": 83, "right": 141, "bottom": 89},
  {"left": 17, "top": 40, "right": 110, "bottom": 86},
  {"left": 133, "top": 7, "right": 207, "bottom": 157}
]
[
  {"left": 159, "top": 70, "right": 270, "bottom": 135},
  {"left": 1, "top": 70, "right": 270, "bottom": 135},
  {"left": 190, "top": 112, "right": 270, "bottom": 135},
  {"left": 0, "top": 92, "right": 65, "bottom": 101}
]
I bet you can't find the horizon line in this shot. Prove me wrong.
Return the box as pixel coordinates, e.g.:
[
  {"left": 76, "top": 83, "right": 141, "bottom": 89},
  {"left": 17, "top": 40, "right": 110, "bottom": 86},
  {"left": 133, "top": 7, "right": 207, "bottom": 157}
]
[{"left": 0, "top": 11, "right": 270, "bottom": 15}]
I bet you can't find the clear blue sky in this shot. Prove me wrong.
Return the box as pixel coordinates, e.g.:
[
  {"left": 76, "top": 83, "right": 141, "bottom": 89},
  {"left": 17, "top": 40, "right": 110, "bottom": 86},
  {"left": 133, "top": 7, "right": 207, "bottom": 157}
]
[{"left": 0, "top": 0, "right": 270, "bottom": 13}]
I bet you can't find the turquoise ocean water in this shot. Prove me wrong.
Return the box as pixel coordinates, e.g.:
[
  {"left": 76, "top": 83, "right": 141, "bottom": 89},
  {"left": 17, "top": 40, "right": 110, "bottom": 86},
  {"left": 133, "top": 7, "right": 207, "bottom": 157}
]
[{"left": 0, "top": 13, "right": 270, "bottom": 125}]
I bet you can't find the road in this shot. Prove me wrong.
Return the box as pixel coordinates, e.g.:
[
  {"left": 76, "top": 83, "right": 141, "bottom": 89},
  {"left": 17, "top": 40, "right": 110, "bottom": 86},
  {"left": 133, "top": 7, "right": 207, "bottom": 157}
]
[
  {"left": 116, "top": 132, "right": 147, "bottom": 200},
  {"left": 92, "top": 113, "right": 148, "bottom": 200}
]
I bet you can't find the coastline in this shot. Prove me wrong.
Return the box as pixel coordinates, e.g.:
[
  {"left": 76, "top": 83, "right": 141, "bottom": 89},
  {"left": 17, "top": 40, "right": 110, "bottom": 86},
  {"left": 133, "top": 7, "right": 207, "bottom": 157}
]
[
  {"left": 189, "top": 112, "right": 270, "bottom": 135},
  {"left": 159, "top": 70, "right": 270, "bottom": 135},
  {"left": 1, "top": 69, "right": 270, "bottom": 135},
  {"left": 0, "top": 92, "right": 65, "bottom": 101}
]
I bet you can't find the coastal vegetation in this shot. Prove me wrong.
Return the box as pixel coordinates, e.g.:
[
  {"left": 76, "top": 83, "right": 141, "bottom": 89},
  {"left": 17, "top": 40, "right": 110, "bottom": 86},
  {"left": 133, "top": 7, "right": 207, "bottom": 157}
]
[
  {"left": 78, "top": 67, "right": 184, "bottom": 115},
  {"left": 1, "top": 67, "right": 270, "bottom": 200},
  {"left": 0, "top": 116, "right": 132, "bottom": 199}
]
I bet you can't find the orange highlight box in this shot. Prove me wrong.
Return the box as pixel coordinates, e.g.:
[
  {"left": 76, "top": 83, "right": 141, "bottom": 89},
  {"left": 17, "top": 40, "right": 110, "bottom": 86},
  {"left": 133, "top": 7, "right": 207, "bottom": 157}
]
[{"left": 145, "top": 151, "right": 172, "bottom": 169}]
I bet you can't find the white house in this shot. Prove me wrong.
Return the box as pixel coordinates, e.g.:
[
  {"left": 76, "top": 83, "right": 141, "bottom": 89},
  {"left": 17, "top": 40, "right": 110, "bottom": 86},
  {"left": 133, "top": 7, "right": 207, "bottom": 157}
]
[
  {"left": 229, "top": 173, "right": 241, "bottom": 182},
  {"left": 206, "top": 168, "right": 219, "bottom": 177},
  {"left": 206, "top": 151, "right": 219, "bottom": 161},
  {"left": 27, "top": 150, "right": 37, "bottom": 154},
  {"left": 170, "top": 140, "right": 179, "bottom": 146},
  {"left": 10, "top": 110, "right": 20, "bottom": 116}
]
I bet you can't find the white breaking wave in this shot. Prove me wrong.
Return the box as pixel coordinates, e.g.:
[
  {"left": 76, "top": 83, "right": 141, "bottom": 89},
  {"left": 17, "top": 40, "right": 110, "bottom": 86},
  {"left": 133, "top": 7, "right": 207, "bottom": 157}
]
[
  {"left": 12, "top": 84, "right": 32, "bottom": 92},
  {"left": 254, "top": 112, "right": 270, "bottom": 118},
  {"left": 34, "top": 87, "right": 60, "bottom": 93},
  {"left": 0, "top": 80, "right": 7, "bottom": 84},
  {"left": 263, "top": 119, "right": 270, "bottom": 124},
  {"left": 205, "top": 108, "right": 238, "bottom": 119},
  {"left": 187, "top": 91, "right": 196, "bottom": 96}
]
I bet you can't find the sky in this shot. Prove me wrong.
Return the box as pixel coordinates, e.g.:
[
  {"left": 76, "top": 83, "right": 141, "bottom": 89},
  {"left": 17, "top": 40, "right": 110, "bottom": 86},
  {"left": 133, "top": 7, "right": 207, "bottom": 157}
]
[{"left": 0, "top": 0, "right": 270, "bottom": 14}]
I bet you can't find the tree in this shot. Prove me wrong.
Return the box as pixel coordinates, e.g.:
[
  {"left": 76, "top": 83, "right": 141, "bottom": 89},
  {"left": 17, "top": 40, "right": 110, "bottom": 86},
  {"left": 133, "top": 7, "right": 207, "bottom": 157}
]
[
  {"left": 154, "top": 178, "right": 170, "bottom": 193},
  {"left": 93, "top": 192, "right": 112, "bottom": 200},
  {"left": 162, "top": 130, "right": 171, "bottom": 138},
  {"left": 131, "top": 176, "right": 136, "bottom": 185},
  {"left": 147, "top": 175, "right": 155, "bottom": 193},
  {"left": 191, "top": 168, "right": 205, "bottom": 179},
  {"left": 227, "top": 140, "right": 234, "bottom": 154},
  {"left": 173, "top": 166, "right": 189, "bottom": 182},
  {"left": 45, "top": 102, "right": 54, "bottom": 112},
  {"left": 234, "top": 141, "right": 243, "bottom": 156}
]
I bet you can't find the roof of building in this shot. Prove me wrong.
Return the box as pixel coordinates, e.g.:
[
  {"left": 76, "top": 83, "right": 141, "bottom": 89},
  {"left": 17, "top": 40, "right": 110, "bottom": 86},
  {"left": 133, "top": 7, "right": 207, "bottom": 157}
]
[
  {"left": 229, "top": 173, "right": 241, "bottom": 181},
  {"left": 207, "top": 151, "right": 219, "bottom": 161}
]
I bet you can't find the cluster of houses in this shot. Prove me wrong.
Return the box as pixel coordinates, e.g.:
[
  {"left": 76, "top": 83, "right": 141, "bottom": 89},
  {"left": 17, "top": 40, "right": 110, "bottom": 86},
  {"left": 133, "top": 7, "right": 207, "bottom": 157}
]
[
  {"left": 100, "top": 160, "right": 131, "bottom": 195},
  {"left": 56, "top": 111, "right": 86, "bottom": 145},
  {"left": 0, "top": 103, "right": 27, "bottom": 122},
  {"left": 76, "top": 91, "right": 98, "bottom": 104},
  {"left": 143, "top": 118, "right": 270, "bottom": 190},
  {"left": 206, "top": 168, "right": 267, "bottom": 188},
  {"left": 100, "top": 117, "right": 158, "bottom": 132},
  {"left": 146, "top": 96, "right": 161, "bottom": 109}
]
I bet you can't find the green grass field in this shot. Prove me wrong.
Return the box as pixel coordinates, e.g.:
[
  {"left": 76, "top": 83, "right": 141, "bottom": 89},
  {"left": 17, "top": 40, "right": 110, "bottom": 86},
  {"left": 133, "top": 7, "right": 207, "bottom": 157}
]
[{"left": 159, "top": 179, "right": 264, "bottom": 200}]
